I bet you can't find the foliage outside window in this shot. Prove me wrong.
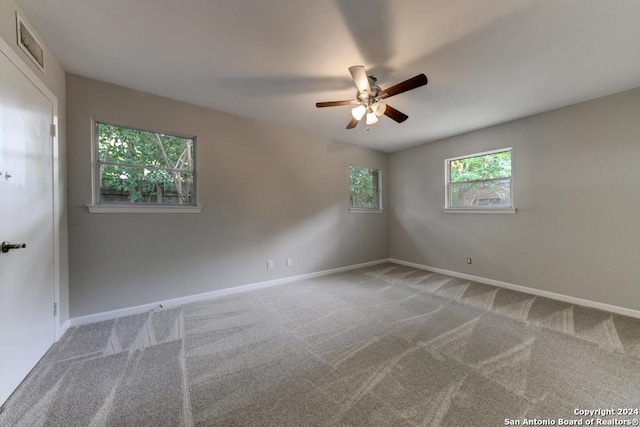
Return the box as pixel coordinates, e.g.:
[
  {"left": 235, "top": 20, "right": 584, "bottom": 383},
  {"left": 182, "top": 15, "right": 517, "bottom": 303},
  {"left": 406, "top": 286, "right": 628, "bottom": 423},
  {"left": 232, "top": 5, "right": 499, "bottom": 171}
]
[
  {"left": 446, "top": 149, "right": 512, "bottom": 209},
  {"left": 96, "top": 122, "right": 196, "bottom": 205},
  {"left": 350, "top": 165, "right": 381, "bottom": 210}
]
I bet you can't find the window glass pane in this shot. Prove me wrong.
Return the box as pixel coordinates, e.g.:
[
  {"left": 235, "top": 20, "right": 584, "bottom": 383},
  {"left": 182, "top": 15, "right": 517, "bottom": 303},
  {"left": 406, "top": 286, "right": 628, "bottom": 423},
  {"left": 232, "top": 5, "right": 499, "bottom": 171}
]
[
  {"left": 350, "top": 166, "right": 380, "bottom": 209},
  {"left": 350, "top": 188, "right": 379, "bottom": 209},
  {"left": 450, "top": 150, "right": 511, "bottom": 183},
  {"left": 99, "top": 165, "right": 195, "bottom": 205},
  {"left": 97, "top": 122, "right": 196, "bottom": 205},
  {"left": 450, "top": 178, "right": 511, "bottom": 208},
  {"left": 98, "top": 123, "right": 194, "bottom": 171},
  {"left": 447, "top": 149, "right": 512, "bottom": 209}
]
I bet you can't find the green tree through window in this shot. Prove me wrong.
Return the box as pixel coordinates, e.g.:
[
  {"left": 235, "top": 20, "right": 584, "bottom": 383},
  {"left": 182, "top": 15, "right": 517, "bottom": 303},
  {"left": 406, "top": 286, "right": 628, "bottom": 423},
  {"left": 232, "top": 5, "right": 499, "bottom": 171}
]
[
  {"left": 350, "top": 165, "right": 380, "bottom": 209},
  {"left": 97, "top": 122, "right": 196, "bottom": 205},
  {"left": 447, "top": 150, "right": 512, "bottom": 208}
]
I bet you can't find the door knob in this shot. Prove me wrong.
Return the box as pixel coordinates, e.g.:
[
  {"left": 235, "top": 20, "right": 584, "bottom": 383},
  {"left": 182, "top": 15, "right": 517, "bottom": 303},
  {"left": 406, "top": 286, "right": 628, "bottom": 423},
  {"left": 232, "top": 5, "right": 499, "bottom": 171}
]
[{"left": 1, "top": 241, "right": 26, "bottom": 253}]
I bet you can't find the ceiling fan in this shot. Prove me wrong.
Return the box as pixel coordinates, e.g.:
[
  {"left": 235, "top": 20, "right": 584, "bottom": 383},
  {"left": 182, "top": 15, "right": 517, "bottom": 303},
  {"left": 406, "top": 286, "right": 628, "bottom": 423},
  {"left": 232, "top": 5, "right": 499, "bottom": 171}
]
[{"left": 316, "top": 65, "right": 428, "bottom": 129}]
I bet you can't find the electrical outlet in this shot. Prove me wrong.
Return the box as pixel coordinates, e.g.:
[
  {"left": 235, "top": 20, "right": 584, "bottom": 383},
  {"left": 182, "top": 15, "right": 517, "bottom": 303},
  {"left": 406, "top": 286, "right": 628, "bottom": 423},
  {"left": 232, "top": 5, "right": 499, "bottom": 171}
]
[
  {"left": 467, "top": 258, "right": 472, "bottom": 265},
  {"left": 286, "top": 257, "right": 293, "bottom": 267},
  {"left": 267, "top": 259, "right": 274, "bottom": 269}
]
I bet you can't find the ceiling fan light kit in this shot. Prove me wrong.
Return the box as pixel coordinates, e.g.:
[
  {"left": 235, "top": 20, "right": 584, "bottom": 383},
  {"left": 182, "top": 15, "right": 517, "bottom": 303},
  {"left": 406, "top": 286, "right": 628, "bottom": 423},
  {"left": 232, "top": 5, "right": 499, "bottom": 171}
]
[
  {"left": 316, "top": 65, "right": 428, "bottom": 130},
  {"left": 351, "top": 104, "right": 366, "bottom": 121},
  {"left": 373, "top": 100, "right": 386, "bottom": 117},
  {"left": 366, "top": 109, "right": 378, "bottom": 125}
]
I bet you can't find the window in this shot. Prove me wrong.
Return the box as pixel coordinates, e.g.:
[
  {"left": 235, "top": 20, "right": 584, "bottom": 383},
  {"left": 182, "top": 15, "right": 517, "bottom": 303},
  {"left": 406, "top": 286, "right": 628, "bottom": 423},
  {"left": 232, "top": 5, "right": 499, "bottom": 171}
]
[
  {"left": 445, "top": 148, "right": 514, "bottom": 213},
  {"left": 350, "top": 165, "right": 381, "bottom": 211},
  {"left": 93, "top": 122, "right": 197, "bottom": 209}
]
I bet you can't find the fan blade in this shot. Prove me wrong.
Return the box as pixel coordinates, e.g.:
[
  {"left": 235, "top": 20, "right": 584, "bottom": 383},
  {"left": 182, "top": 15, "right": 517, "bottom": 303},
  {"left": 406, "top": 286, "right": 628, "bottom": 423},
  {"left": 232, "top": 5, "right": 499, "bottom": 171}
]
[
  {"left": 384, "top": 105, "right": 409, "bottom": 123},
  {"left": 348, "top": 65, "right": 371, "bottom": 97},
  {"left": 316, "top": 100, "right": 358, "bottom": 108},
  {"left": 346, "top": 117, "right": 359, "bottom": 129},
  {"left": 379, "top": 74, "right": 428, "bottom": 99}
]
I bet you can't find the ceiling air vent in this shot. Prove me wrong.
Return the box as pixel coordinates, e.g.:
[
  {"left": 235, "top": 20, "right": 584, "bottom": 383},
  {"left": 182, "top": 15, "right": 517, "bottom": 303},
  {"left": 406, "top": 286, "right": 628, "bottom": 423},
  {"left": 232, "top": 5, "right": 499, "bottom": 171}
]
[{"left": 16, "top": 13, "right": 45, "bottom": 73}]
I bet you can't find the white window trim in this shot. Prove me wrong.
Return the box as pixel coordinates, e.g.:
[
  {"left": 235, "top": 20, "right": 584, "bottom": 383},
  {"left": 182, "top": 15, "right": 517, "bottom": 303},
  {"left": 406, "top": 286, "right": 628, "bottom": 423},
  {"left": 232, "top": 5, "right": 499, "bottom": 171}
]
[
  {"left": 444, "top": 147, "right": 515, "bottom": 214},
  {"left": 349, "top": 208, "right": 384, "bottom": 214},
  {"left": 87, "top": 204, "right": 201, "bottom": 214},
  {"left": 87, "top": 119, "right": 201, "bottom": 214},
  {"left": 349, "top": 164, "right": 382, "bottom": 212},
  {"left": 443, "top": 208, "right": 516, "bottom": 214}
]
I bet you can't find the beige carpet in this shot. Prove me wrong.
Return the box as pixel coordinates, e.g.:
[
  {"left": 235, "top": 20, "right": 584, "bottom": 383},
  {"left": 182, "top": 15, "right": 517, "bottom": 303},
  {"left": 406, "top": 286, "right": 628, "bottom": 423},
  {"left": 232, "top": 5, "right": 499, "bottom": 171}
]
[{"left": 2, "top": 262, "right": 640, "bottom": 426}]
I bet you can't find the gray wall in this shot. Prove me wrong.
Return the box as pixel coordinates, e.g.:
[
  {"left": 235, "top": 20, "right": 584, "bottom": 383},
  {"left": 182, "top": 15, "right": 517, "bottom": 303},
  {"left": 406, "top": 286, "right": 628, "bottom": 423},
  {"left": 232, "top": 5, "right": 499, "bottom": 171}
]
[
  {"left": 0, "top": 0, "right": 69, "bottom": 325},
  {"left": 67, "top": 75, "right": 389, "bottom": 318},
  {"left": 390, "top": 88, "right": 640, "bottom": 311}
]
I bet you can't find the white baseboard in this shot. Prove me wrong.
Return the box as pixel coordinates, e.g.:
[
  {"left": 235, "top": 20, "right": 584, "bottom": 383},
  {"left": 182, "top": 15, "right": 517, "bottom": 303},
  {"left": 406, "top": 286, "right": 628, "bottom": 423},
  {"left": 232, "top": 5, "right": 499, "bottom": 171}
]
[
  {"left": 64, "top": 257, "right": 640, "bottom": 328},
  {"left": 390, "top": 258, "right": 640, "bottom": 319},
  {"left": 56, "top": 319, "right": 71, "bottom": 340},
  {"left": 69, "top": 259, "right": 391, "bottom": 327}
]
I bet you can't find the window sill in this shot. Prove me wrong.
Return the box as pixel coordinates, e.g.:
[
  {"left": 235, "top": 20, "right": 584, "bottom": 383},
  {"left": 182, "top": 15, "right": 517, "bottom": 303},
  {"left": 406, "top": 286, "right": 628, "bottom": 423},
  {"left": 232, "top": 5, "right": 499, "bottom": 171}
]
[
  {"left": 443, "top": 208, "right": 516, "bottom": 214},
  {"left": 87, "top": 204, "right": 202, "bottom": 214},
  {"left": 349, "top": 208, "right": 384, "bottom": 214}
]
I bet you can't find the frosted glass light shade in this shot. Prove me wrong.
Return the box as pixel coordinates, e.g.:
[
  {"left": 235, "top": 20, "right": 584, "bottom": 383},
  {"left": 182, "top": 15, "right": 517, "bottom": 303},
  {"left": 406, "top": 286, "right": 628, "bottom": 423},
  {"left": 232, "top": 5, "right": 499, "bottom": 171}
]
[
  {"left": 373, "top": 101, "right": 386, "bottom": 117},
  {"left": 366, "top": 110, "right": 379, "bottom": 125},
  {"left": 351, "top": 105, "right": 366, "bottom": 121}
]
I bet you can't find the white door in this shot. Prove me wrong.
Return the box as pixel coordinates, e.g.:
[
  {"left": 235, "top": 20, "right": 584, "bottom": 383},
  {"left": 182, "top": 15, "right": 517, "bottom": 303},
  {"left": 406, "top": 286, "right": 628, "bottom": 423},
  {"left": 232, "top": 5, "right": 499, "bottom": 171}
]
[{"left": 0, "top": 47, "right": 55, "bottom": 405}]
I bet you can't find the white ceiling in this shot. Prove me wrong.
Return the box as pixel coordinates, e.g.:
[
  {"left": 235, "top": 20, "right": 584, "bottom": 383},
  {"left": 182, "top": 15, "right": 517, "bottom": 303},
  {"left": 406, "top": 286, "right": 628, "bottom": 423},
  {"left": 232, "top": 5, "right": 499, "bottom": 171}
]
[{"left": 16, "top": 0, "right": 640, "bottom": 152}]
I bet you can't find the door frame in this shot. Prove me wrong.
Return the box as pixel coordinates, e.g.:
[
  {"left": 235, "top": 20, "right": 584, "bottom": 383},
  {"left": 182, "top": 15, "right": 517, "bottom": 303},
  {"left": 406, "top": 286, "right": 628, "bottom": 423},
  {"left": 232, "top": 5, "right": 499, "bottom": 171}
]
[{"left": 0, "top": 34, "right": 63, "bottom": 340}]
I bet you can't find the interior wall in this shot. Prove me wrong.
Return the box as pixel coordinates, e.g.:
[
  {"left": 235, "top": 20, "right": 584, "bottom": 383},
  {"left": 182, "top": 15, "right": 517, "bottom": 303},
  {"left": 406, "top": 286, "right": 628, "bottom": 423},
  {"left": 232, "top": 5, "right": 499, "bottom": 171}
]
[
  {"left": 0, "top": 0, "right": 69, "bottom": 325},
  {"left": 390, "top": 87, "right": 640, "bottom": 312},
  {"left": 66, "top": 75, "right": 389, "bottom": 318}
]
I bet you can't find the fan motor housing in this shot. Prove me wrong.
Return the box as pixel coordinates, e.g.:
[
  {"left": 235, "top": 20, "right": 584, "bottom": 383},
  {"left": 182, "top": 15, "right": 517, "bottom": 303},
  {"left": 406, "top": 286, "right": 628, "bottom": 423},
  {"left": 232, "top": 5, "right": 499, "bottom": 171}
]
[
  {"left": 368, "top": 76, "right": 381, "bottom": 97},
  {"left": 355, "top": 76, "right": 381, "bottom": 104}
]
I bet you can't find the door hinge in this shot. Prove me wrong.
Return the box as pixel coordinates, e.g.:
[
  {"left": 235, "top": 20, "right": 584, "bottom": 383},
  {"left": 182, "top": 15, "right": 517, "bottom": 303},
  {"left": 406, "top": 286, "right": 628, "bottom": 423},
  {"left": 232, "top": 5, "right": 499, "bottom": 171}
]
[
  {"left": 50, "top": 124, "right": 56, "bottom": 137},
  {"left": 53, "top": 302, "right": 57, "bottom": 317}
]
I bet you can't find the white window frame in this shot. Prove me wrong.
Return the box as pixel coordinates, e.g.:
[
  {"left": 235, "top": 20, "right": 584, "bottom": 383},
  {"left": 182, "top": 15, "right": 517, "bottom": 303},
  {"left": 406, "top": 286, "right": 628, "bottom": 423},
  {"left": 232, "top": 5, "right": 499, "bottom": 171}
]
[
  {"left": 87, "top": 119, "right": 201, "bottom": 214},
  {"left": 444, "top": 147, "right": 516, "bottom": 214},
  {"left": 349, "top": 164, "right": 383, "bottom": 213}
]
